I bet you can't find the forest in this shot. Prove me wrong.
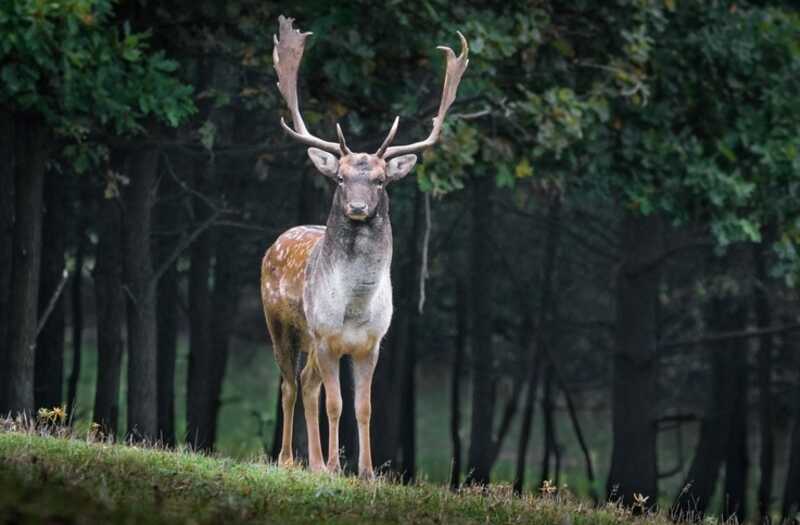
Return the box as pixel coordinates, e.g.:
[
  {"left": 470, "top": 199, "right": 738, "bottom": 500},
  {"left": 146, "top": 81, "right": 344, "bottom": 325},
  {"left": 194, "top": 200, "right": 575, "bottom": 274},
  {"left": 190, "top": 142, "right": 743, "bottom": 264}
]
[{"left": 1, "top": 0, "right": 800, "bottom": 523}]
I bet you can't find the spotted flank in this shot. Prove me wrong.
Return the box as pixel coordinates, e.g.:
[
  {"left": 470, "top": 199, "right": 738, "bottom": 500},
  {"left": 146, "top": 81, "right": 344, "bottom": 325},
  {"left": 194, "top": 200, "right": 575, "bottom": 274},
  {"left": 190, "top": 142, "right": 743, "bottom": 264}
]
[{"left": 260, "top": 226, "right": 325, "bottom": 323}]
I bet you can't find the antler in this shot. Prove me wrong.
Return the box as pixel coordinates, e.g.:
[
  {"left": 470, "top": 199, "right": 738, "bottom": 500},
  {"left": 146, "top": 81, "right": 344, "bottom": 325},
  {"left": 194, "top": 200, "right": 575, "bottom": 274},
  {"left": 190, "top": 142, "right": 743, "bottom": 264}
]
[
  {"left": 273, "top": 15, "right": 346, "bottom": 155},
  {"left": 379, "top": 32, "right": 469, "bottom": 159}
]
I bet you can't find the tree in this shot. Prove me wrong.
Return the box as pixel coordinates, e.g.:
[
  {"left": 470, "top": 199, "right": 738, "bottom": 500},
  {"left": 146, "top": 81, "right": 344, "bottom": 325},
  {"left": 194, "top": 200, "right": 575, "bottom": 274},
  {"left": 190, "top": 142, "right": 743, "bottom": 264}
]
[
  {"left": 0, "top": 0, "right": 194, "bottom": 418},
  {"left": 34, "top": 169, "right": 67, "bottom": 411}
]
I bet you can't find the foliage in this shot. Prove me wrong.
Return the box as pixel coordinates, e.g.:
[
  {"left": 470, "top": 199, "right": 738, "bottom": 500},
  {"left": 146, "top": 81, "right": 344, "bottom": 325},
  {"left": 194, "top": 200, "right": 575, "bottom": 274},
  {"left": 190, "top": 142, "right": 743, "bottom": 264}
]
[
  {"left": 0, "top": 0, "right": 195, "bottom": 141},
  {"left": 607, "top": 4, "right": 800, "bottom": 249}
]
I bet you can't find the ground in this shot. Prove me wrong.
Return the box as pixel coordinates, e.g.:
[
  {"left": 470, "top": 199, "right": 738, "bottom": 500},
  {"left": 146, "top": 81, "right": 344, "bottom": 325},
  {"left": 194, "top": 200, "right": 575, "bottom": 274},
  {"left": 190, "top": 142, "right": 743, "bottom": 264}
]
[{"left": 0, "top": 426, "right": 671, "bottom": 525}]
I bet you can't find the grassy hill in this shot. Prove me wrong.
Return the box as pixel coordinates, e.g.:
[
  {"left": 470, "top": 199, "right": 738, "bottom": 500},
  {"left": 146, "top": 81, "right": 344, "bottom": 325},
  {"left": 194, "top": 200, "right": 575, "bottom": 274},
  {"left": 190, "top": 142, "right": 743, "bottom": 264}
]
[{"left": 0, "top": 424, "right": 667, "bottom": 525}]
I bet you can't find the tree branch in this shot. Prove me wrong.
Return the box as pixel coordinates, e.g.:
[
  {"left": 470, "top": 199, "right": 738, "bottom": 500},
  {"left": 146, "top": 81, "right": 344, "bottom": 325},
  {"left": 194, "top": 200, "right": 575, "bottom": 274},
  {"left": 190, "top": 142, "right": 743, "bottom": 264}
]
[
  {"left": 36, "top": 269, "right": 69, "bottom": 337},
  {"left": 658, "top": 323, "right": 800, "bottom": 353}
]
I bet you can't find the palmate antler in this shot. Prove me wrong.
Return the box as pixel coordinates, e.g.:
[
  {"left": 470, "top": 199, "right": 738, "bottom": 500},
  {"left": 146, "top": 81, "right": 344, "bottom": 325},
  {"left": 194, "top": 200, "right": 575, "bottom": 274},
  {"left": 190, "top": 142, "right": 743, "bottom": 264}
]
[
  {"left": 273, "top": 16, "right": 349, "bottom": 155},
  {"left": 273, "top": 15, "right": 469, "bottom": 158},
  {"left": 378, "top": 32, "right": 470, "bottom": 159}
]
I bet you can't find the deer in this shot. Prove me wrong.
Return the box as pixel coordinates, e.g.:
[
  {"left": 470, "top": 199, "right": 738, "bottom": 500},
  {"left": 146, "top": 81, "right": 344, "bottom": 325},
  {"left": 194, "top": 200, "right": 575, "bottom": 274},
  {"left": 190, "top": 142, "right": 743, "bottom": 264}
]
[{"left": 261, "top": 15, "right": 468, "bottom": 479}]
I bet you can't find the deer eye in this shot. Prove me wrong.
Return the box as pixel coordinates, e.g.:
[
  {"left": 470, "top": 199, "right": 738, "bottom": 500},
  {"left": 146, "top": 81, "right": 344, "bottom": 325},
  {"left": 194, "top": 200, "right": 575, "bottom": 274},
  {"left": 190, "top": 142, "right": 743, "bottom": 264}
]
[
  {"left": 337, "top": 175, "right": 344, "bottom": 185},
  {"left": 375, "top": 179, "right": 384, "bottom": 188}
]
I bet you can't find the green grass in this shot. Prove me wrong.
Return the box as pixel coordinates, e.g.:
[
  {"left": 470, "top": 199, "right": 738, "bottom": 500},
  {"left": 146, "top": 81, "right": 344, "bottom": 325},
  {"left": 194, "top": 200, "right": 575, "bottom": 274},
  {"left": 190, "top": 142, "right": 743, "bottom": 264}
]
[
  {"left": 63, "top": 336, "right": 612, "bottom": 497},
  {"left": 0, "top": 427, "right": 669, "bottom": 525}
]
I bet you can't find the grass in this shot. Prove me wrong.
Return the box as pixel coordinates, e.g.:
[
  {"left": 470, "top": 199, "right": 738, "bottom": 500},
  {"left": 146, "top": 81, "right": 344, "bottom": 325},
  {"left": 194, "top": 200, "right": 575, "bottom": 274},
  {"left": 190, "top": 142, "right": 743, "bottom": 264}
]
[
  {"left": 0, "top": 424, "right": 671, "bottom": 525},
  {"left": 64, "top": 335, "right": 613, "bottom": 497}
]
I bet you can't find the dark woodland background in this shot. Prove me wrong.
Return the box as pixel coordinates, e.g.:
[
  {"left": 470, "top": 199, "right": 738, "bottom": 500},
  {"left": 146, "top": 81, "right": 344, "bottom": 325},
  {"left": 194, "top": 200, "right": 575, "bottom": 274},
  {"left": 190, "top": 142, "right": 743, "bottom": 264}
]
[{"left": 2, "top": 1, "right": 800, "bottom": 522}]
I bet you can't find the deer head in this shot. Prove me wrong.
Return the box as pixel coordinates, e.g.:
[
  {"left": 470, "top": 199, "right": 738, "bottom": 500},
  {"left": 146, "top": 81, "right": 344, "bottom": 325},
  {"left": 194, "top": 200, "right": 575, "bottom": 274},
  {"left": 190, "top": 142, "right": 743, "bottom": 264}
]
[{"left": 273, "top": 15, "right": 469, "bottom": 221}]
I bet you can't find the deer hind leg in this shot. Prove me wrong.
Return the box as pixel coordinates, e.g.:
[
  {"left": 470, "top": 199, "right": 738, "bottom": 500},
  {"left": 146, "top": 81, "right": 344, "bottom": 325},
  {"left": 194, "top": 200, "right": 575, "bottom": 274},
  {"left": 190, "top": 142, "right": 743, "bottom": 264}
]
[
  {"left": 316, "top": 343, "right": 342, "bottom": 472},
  {"left": 352, "top": 349, "right": 379, "bottom": 480},
  {"left": 267, "top": 317, "right": 299, "bottom": 467},
  {"left": 300, "top": 344, "right": 325, "bottom": 472}
]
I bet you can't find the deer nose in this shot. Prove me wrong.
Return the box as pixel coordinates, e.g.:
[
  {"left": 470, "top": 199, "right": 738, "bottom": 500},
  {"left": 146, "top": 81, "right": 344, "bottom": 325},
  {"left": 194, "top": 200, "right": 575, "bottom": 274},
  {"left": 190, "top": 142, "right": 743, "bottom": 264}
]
[{"left": 348, "top": 201, "right": 367, "bottom": 216}]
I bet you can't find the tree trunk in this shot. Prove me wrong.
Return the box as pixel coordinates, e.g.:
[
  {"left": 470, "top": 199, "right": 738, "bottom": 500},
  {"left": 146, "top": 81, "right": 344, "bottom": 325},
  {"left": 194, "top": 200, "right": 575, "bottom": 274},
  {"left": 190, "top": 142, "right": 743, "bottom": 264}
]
[
  {"left": 66, "top": 186, "right": 86, "bottom": 417},
  {"left": 399, "top": 328, "right": 417, "bottom": 482},
  {"left": 0, "top": 112, "right": 15, "bottom": 412},
  {"left": 754, "top": 239, "right": 774, "bottom": 523},
  {"left": 186, "top": 220, "right": 214, "bottom": 450},
  {"left": 539, "top": 367, "right": 556, "bottom": 486},
  {"left": 123, "top": 147, "right": 160, "bottom": 441},
  {"left": 93, "top": 185, "right": 125, "bottom": 437},
  {"left": 156, "top": 252, "right": 178, "bottom": 446},
  {"left": 207, "top": 225, "right": 238, "bottom": 448},
  {"left": 34, "top": 169, "right": 66, "bottom": 411},
  {"left": 339, "top": 355, "right": 359, "bottom": 474},
  {"left": 722, "top": 314, "right": 749, "bottom": 522},
  {"left": 606, "top": 211, "right": 660, "bottom": 506},
  {"left": 449, "top": 280, "right": 467, "bottom": 489},
  {"left": 782, "top": 350, "right": 800, "bottom": 520},
  {"left": 5, "top": 117, "right": 48, "bottom": 416},
  {"left": 465, "top": 175, "right": 495, "bottom": 486},
  {"left": 672, "top": 278, "right": 744, "bottom": 518},
  {"left": 270, "top": 381, "right": 283, "bottom": 460},
  {"left": 513, "top": 199, "right": 561, "bottom": 495},
  {"left": 513, "top": 351, "right": 543, "bottom": 495},
  {"left": 398, "top": 191, "right": 423, "bottom": 482}
]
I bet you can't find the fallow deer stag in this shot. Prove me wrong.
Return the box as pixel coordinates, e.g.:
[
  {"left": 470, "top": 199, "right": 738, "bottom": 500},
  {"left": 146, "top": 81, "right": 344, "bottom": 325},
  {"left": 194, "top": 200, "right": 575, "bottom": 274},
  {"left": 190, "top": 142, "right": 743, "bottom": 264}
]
[{"left": 261, "top": 15, "right": 468, "bottom": 479}]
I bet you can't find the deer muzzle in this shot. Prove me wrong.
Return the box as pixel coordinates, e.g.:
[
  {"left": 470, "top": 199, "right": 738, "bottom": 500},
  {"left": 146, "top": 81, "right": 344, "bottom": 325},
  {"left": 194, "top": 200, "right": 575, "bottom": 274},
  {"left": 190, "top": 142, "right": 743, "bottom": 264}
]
[{"left": 346, "top": 201, "right": 368, "bottom": 221}]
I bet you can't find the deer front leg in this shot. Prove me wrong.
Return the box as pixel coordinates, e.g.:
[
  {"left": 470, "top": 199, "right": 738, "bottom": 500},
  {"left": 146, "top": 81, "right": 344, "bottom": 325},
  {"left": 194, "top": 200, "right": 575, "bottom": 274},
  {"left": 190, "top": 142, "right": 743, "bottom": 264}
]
[
  {"left": 300, "top": 351, "right": 325, "bottom": 472},
  {"left": 352, "top": 349, "right": 378, "bottom": 480},
  {"left": 317, "top": 344, "right": 342, "bottom": 472}
]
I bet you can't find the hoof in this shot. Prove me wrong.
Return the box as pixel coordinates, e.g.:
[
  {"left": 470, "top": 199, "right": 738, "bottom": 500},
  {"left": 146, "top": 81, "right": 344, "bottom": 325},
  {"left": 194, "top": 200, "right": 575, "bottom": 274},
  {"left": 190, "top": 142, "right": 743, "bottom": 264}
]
[
  {"left": 309, "top": 461, "right": 328, "bottom": 474},
  {"left": 359, "top": 469, "right": 375, "bottom": 481},
  {"left": 326, "top": 460, "right": 341, "bottom": 474},
  {"left": 278, "top": 455, "right": 294, "bottom": 468}
]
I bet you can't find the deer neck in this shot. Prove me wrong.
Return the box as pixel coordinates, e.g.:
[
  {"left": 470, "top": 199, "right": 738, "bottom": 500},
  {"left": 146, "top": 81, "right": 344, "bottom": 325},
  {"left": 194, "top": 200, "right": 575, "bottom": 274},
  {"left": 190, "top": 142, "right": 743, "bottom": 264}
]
[
  {"left": 312, "top": 192, "right": 392, "bottom": 320},
  {"left": 321, "top": 191, "right": 392, "bottom": 273}
]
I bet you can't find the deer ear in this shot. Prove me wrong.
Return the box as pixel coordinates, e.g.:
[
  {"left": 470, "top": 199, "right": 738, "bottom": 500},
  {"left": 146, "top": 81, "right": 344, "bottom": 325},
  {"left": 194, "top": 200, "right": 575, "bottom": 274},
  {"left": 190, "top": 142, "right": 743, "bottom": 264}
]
[
  {"left": 387, "top": 154, "right": 417, "bottom": 181},
  {"left": 307, "top": 148, "right": 339, "bottom": 178}
]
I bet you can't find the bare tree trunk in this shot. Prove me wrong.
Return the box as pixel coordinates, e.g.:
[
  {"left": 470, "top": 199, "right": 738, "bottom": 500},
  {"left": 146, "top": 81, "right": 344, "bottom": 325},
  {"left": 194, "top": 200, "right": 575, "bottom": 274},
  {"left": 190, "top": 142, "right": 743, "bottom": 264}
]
[
  {"left": 186, "top": 219, "right": 214, "bottom": 450},
  {"left": 513, "top": 351, "right": 543, "bottom": 495},
  {"left": 755, "top": 239, "right": 774, "bottom": 523},
  {"left": 722, "top": 321, "right": 749, "bottom": 522},
  {"left": 465, "top": 175, "right": 495, "bottom": 486},
  {"left": 672, "top": 280, "right": 744, "bottom": 518},
  {"left": 399, "top": 328, "right": 417, "bottom": 482},
  {"left": 207, "top": 226, "right": 238, "bottom": 448},
  {"left": 34, "top": 169, "right": 66, "bottom": 411},
  {"left": 185, "top": 57, "right": 239, "bottom": 452},
  {"left": 93, "top": 186, "right": 125, "bottom": 437},
  {"left": 5, "top": 117, "right": 48, "bottom": 416},
  {"left": 556, "top": 362, "right": 599, "bottom": 503},
  {"left": 539, "top": 368, "right": 556, "bottom": 487},
  {"left": 782, "top": 345, "right": 800, "bottom": 521},
  {"left": 156, "top": 249, "right": 178, "bottom": 446},
  {"left": 606, "top": 211, "right": 660, "bottom": 506},
  {"left": 398, "top": 191, "right": 423, "bottom": 482},
  {"left": 66, "top": 186, "right": 86, "bottom": 416},
  {"left": 450, "top": 280, "right": 467, "bottom": 489},
  {"left": 123, "top": 147, "right": 160, "bottom": 441},
  {"left": 0, "top": 113, "right": 14, "bottom": 412},
  {"left": 270, "top": 380, "right": 283, "bottom": 460},
  {"left": 339, "top": 356, "right": 359, "bottom": 474},
  {"left": 513, "top": 199, "right": 561, "bottom": 495}
]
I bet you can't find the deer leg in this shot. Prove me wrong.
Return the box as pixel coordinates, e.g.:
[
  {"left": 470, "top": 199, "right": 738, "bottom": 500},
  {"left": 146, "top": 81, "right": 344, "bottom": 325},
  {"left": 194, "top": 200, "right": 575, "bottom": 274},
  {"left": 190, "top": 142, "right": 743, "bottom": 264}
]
[
  {"left": 352, "top": 349, "right": 378, "bottom": 480},
  {"left": 278, "top": 377, "right": 297, "bottom": 466},
  {"left": 300, "top": 348, "right": 325, "bottom": 472},
  {"left": 317, "top": 345, "right": 342, "bottom": 472},
  {"left": 267, "top": 317, "right": 298, "bottom": 467}
]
